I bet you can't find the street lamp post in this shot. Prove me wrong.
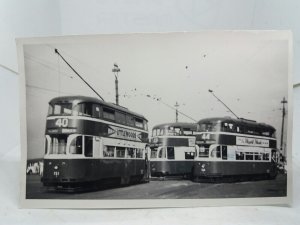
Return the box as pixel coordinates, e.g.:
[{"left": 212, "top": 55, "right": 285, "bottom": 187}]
[
  {"left": 280, "top": 97, "right": 287, "bottom": 151},
  {"left": 174, "top": 102, "right": 179, "bottom": 122},
  {"left": 112, "top": 63, "right": 120, "bottom": 105}
]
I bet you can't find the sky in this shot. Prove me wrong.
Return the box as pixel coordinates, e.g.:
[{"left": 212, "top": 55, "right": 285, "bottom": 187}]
[{"left": 23, "top": 32, "right": 290, "bottom": 159}]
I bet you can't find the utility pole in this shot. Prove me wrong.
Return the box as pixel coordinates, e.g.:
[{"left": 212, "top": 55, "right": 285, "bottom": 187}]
[
  {"left": 208, "top": 89, "right": 239, "bottom": 119},
  {"left": 112, "top": 63, "right": 120, "bottom": 105},
  {"left": 280, "top": 97, "right": 287, "bottom": 151},
  {"left": 174, "top": 102, "right": 179, "bottom": 122}
]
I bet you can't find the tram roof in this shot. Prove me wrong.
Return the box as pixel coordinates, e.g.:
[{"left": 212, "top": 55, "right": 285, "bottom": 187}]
[
  {"left": 197, "top": 117, "right": 276, "bottom": 131},
  {"left": 49, "top": 95, "right": 147, "bottom": 120},
  {"left": 152, "top": 122, "right": 197, "bottom": 130}
]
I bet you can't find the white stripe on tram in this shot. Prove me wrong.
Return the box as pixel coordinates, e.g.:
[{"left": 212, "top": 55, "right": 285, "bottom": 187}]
[
  {"left": 195, "top": 131, "right": 276, "bottom": 140},
  {"left": 47, "top": 115, "right": 148, "bottom": 134}
]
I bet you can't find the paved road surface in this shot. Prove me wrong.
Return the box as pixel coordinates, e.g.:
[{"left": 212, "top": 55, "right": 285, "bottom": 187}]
[{"left": 26, "top": 173, "right": 287, "bottom": 199}]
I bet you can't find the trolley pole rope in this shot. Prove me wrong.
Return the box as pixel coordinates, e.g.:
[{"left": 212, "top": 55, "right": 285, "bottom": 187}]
[{"left": 54, "top": 48, "right": 105, "bottom": 101}]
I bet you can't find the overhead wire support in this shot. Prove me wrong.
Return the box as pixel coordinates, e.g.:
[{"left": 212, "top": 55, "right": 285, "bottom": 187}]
[{"left": 54, "top": 48, "right": 105, "bottom": 101}]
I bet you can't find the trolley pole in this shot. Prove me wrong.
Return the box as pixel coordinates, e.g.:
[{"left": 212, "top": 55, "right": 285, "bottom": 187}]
[
  {"left": 208, "top": 89, "right": 239, "bottom": 119},
  {"left": 280, "top": 97, "right": 287, "bottom": 152},
  {"left": 174, "top": 102, "right": 179, "bottom": 122},
  {"left": 112, "top": 63, "right": 120, "bottom": 105}
]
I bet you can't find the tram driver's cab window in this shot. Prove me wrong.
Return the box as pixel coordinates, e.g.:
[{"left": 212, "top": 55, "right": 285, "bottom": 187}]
[
  {"left": 69, "top": 136, "right": 83, "bottom": 154},
  {"left": 48, "top": 135, "right": 68, "bottom": 154},
  {"left": 198, "top": 145, "right": 209, "bottom": 157}
]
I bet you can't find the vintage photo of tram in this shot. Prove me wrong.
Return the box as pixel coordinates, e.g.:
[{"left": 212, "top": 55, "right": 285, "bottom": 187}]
[
  {"left": 19, "top": 31, "right": 292, "bottom": 207},
  {"left": 42, "top": 96, "right": 149, "bottom": 191},
  {"left": 193, "top": 117, "right": 279, "bottom": 182},
  {"left": 150, "top": 122, "right": 197, "bottom": 178}
]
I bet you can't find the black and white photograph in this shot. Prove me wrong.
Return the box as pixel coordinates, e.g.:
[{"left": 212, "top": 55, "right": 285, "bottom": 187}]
[{"left": 18, "top": 31, "right": 292, "bottom": 208}]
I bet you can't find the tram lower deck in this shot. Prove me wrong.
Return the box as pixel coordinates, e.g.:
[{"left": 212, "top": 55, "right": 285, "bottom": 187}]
[
  {"left": 192, "top": 161, "right": 277, "bottom": 180},
  {"left": 150, "top": 160, "right": 194, "bottom": 177},
  {"left": 42, "top": 158, "right": 148, "bottom": 190}
]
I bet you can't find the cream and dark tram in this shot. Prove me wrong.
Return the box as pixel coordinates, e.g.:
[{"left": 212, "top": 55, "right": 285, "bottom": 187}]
[
  {"left": 150, "top": 122, "right": 197, "bottom": 177},
  {"left": 193, "top": 117, "right": 279, "bottom": 181},
  {"left": 41, "top": 96, "right": 149, "bottom": 191}
]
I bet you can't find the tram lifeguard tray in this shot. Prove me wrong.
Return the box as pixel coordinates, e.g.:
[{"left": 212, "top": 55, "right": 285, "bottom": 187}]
[{"left": 17, "top": 31, "right": 293, "bottom": 208}]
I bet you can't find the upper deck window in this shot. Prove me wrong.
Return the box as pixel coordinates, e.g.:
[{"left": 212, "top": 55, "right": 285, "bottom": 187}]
[
  {"left": 48, "top": 103, "right": 72, "bottom": 116},
  {"left": 221, "top": 122, "right": 236, "bottom": 132},
  {"left": 198, "top": 122, "right": 220, "bottom": 132},
  {"left": 183, "top": 128, "right": 193, "bottom": 135},
  {"left": 116, "top": 112, "right": 126, "bottom": 124},
  {"left": 73, "top": 103, "right": 93, "bottom": 117},
  {"left": 135, "top": 118, "right": 144, "bottom": 129},
  {"left": 126, "top": 115, "right": 135, "bottom": 126},
  {"left": 103, "top": 107, "right": 115, "bottom": 121}
]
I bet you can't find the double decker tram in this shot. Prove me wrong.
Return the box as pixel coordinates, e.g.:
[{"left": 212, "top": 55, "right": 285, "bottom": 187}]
[
  {"left": 41, "top": 96, "right": 149, "bottom": 191},
  {"left": 193, "top": 117, "right": 279, "bottom": 182},
  {"left": 150, "top": 122, "right": 197, "bottom": 178}
]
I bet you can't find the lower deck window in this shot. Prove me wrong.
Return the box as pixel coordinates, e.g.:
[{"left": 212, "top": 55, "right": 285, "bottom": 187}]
[
  {"left": 167, "top": 147, "right": 175, "bottom": 159},
  {"left": 254, "top": 153, "right": 262, "bottom": 160},
  {"left": 84, "top": 136, "right": 93, "bottom": 157},
  {"left": 126, "top": 148, "right": 136, "bottom": 158},
  {"left": 221, "top": 146, "right": 227, "bottom": 160},
  {"left": 69, "top": 136, "right": 83, "bottom": 154},
  {"left": 245, "top": 152, "right": 254, "bottom": 160},
  {"left": 136, "top": 149, "right": 143, "bottom": 158},
  {"left": 158, "top": 147, "right": 166, "bottom": 158},
  {"left": 103, "top": 146, "right": 115, "bottom": 157},
  {"left": 236, "top": 151, "right": 245, "bottom": 160},
  {"left": 210, "top": 146, "right": 221, "bottom": 158},
  {"left": 116, "top": 147, "right": 126, "bottom": 158},
  {"left": 263, "top": 153, "right": 270, "bottom": 161}
]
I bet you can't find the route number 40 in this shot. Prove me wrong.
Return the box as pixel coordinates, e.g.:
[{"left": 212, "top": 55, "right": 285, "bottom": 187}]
[{"left": 55, "top": 118, "right": 68, "bottom": 127}]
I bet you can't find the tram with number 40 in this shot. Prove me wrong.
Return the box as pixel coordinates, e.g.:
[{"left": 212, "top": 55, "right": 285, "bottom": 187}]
[
  {"left": 192, "top": 117, "right": 279, "bottom": 182},
  {"left": 150, "top": 122, "right": 197, "bottom": 178},
  {"left": 41, "top": 96, "right": 149, "bottom": 191}
]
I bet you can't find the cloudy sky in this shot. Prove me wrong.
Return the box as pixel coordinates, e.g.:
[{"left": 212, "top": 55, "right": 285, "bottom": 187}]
[{"left": 24, "top": 32, "right": 290, "bottom": 159}]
